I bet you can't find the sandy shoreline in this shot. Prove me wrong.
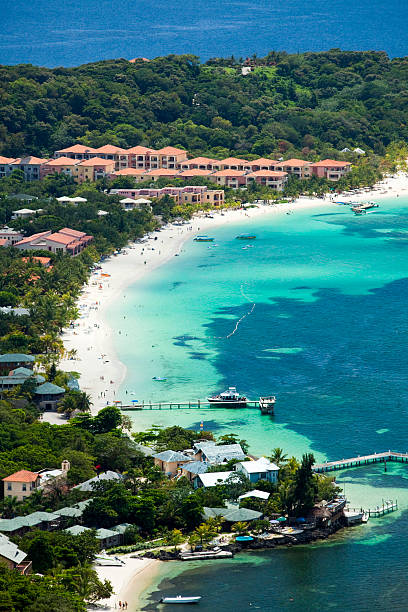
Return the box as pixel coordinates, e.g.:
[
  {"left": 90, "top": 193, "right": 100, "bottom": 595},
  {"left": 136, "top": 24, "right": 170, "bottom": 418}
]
[
  {"left": 92, "top": 555, "right": 161, "bottom": 611},
  {"left": 55, "top": 172, "right": 408, "bottom": 417}
]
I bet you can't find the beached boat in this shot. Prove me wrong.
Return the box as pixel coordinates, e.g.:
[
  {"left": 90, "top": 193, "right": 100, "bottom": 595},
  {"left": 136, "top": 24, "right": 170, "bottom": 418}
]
[
  {"left": 236, "top": 233, "right": 256, "bottom": 239},
  {"left": 194, "top": 235, "right": 214, "bottom": 242},
  {"left": 207, "top": 386, "right": 247, "bottom": 407},
  {"left": 160, "top": 595, "right": 202, "bottom": 604}
]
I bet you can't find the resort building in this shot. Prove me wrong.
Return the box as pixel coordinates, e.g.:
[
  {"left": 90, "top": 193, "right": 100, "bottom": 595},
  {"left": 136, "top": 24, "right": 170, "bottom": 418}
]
[
  {"left": 194, "top": 471, "right": 242, "bottom": 488},
  {"left": 9, "top": 156, "right": 49, "bottom": 181},
  {"left": 142, "top": 168, "right": 180, "bottom": 182},
  {"left": 0, "top": 227, "right": 24, "bottom": 246},
  {"left": 3, "top": 470, "right": 42, "bottom": 502},
  {"left": 41, "top": 156, "right": 80, "bottom": 179},
  {"left": 127, "top": 146, "right": 158, "bottom": 171},
  {"left": 179, "top": 157, "right": 219, "bottom": 171},
  {"left": 34, "top": 381, "right": 65, "bottom": 411},
  {"left": 75, "top": 157, "right": 115, "bottom": 182},
  {"left": 235, "top": 457, "right": 279, "bottom": 484},
  {"left": 193, "top": 441, "right": 246, "bottom": 464},
  {"left": 310, "top": 159, "right": 352, "bottom": 180},
  {"left": 54, "top": 144, "right": 98, "bottom": 160},
  {"left": 0, "top": 156, "right": 16, "bottom": 178},
  {"left": 247, "top": 158, "right": 278, "bottom": 171},
  {"left": 92, "top": 145, "right": 129, "bottom": 171},
  {"left": 0, "top": 535, "right": 30, "bottom": 574},
  {"left": 153, "top": 450, "right": 191, "bottom": 477},
  {"left": 112, "top": 186, "right": 224, "bottom": 207},
  {"left": 156, "top": 146, "right": 188, "bottom": 169},
  {"left": 275, "top": 158, "right": 312, "bottom": 179},
  {"left": 0, "top": 353, "right": 34, "bottom": 375},
  {"left": 246, "top": 170, "right": 288, "bottom": 190},
  {"left": 0, "top": 367, "right": 44, "bottom": 394},
  {"left": 210, "top": 169, "right": 248, "bottom": 188},
  {"left": 14, "top": 227, "right": 93, "bottom": 255},
  {"left": 218, "top": 157, "right": 251, "bottom": 171}
]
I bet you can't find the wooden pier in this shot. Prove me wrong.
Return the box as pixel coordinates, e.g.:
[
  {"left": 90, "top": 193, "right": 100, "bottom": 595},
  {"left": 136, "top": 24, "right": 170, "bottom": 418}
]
[
  {"left": 117, "top": 399, "right": 271, "bottom": 411},
  {"left": 346, "top": 500, "right": 398, "bottom": 518},
  {"left": 313, "top": 451, "right": 408, "bottom": 473}
]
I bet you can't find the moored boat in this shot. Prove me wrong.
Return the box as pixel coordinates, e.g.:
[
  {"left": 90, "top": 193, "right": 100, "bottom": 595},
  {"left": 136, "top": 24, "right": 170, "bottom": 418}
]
[
  {"left": 207, "top": 386, "right": 247, "bottom": 407},
  {"left": 236, "top": 233, "right": 256, "bottom": 239},
  {"left": 160, "top": 595, "right": 202, "bottom": 604},
  {"left": 194, "top": 235, "right": 214, "bottom": 242}
]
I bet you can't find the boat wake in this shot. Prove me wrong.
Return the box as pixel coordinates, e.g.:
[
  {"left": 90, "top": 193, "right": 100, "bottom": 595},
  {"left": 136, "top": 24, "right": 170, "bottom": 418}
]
[{"left": 216, "top": 284, "right": 256, "bottom": 339}]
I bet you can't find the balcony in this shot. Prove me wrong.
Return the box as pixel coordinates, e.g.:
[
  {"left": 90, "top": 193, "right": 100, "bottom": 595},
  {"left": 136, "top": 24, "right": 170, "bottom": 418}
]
[{"left": 16, "top": 560, "right": 32, "bottom": 575}]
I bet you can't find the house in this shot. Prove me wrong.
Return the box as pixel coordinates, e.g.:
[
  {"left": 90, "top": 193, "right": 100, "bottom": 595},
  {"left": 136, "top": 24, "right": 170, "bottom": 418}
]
[
  {"left": 75, "top": 157, "right": 116, "bottom": 182},
  {"left": 55, "top": 144, "right": 98, "bottom": 160},
  {"left": 235, "top": 457, "right": 279, "bottom": 484},
  {"left": 0, "top": 227, "right": 24, "bottom": 246},
  {"left": 219, "top": 507, "right": 263, "bottom": 523},
  {"left": 153, "top": 450, "right": 191, "bottom": 476},
  {"left": 0, "top": 536, "right": 30, "bottom": 573},
  {"left": 34, "top": 382, "right": 65, "bottom": 411},
  {"left": 10, "top": 156, "right": 49, "bottom": 181},
  {"left": 310, "top": 159, "right": 352, "bottom": 181},
  {"left": 275, "top": 159, "right": 311, "bottom": 179},
  {"left": 180, "top": 461, "right": 209, "bottom": 483},
  {"left": 246, "top": 170, "right": 288, "bottom": 190},
  {"left": 3, "top": 470, "right": 42, "bottom": 502},
  {"left": 0, "top": 367, "right": 44, "bottom": 394},
  {"left": 0, "top": 353, "right": 34, "bottom": 375},
  {"left": 14, "top": 228, "right": 93, "bottom": 256},
  {"left": 156, "top": 146, "right": 188, "bottom": 169},
  {"left": 54, "top": 499, "right": 93, "bottom": 523},
  {"left": 238, "top": 489, "right": 270, "bottom": 501},
  {"left": 194, "top": 471, "right": 241, "bottom": 488},
  {"left": 193, "top": 441, "right": 246, "bottom": 464},
  {"left": 75, "top": 470, "right": 123, "bottom": 492},
  {"left": 177, "top": 169, "right": 214, "bottom": 181},
  {"left": 11, "top": 208, "right": 36, "bottom": 219},
  {"left": 65, "top": 525, "right": 122, "bottom": 549},
  {"left": 37, "top": 460, "right": 70, "bottom": 490}
]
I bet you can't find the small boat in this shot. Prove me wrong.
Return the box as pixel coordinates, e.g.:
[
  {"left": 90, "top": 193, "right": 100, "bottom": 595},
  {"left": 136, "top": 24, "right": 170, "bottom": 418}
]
[
  {"left": 236, "top": 233, "right": 256, "bottom": 239},
  {"left": 152, "top": 376, "right": 167, "bottom": 381},
  {"left": 194, "top": 235, "right": 214, "bottom": 242},
  {"left": 160, "top": 595, "right": 202, "bottom": 604},
  {"left": 207, "top": 386, "right": 247, "bottom": 407}
]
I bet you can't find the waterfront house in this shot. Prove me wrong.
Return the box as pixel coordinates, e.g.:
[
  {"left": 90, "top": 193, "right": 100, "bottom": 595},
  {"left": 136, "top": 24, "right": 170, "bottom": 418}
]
[
  {"left": 153, "top": 450, "right": 191, "bottom": 477},
  {"left": 0, "top": 353, "right": 34, "bottom": 375},
  {"left": 235, "top": 457, "right": 279, "bottom": 484},
  {"left": 193, "top": 441, "right": 246, "bottom": 464},
  {"left": 3, "top": 470, "right": 42, "bottom": 502},
  {"left": 14, "top": 228, "right": 93, "bottom": 256},
  {"left": 275, "top": 158, "right": 311, "bottom": 179},
  {"left": 65, "top": 524, "right": 122, "bottom": 549},
  {"left": 34, "top": 381, "right": 65, "bottom": 411},
  {"left": 310, "top": 159, "right": 352, "bottom": 180}
]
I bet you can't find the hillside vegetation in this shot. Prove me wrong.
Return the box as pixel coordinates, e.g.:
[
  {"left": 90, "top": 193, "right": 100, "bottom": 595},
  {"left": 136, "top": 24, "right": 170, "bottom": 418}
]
[{"left": 1, "top": 50, "right": 408, "bottom": 159}]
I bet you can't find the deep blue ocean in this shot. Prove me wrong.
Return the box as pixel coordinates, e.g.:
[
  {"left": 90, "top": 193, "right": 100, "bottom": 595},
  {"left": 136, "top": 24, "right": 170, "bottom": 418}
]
[{"left": 2, "top": 0, "right": 408, "bottom": 67}]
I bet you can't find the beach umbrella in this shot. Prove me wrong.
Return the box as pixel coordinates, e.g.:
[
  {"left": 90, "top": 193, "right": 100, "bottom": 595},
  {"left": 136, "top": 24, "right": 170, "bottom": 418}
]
[{"left": 277, "top": 517, "right": 286, "bottom": 522}]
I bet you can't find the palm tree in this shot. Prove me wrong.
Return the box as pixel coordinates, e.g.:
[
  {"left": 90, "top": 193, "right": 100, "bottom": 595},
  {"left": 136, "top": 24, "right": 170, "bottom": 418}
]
[
  {"left": 194, "top": 523, "right": 215, "bottom": 546},
  {"left": 0, "top": 496, "right": 19, "bottom": 518},
  {"left": 231, "top": 521, "right": 249, "bottom": 536},
  {"left": 269, "top": 448, "right": 288, "bottom": 467}
]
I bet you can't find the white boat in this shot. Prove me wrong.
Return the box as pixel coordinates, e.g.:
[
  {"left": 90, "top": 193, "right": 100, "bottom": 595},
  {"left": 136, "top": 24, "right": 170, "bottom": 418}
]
[
  {"left": 160, "top": 595, "right": 202, "bottom": 604},
  {"left": 207, "top": 386, "right": 247, "bottom": 407},
  {"left": 344, "top": 509, "right": 365, "bottom": 525}
]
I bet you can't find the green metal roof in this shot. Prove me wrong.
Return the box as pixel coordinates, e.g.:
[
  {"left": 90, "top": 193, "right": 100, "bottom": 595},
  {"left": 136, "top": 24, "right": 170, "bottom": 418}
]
[
  {"left": 65, "top": 525, "right": 91, "bottom": 536},
  {"left": 0, "top": 354, "right": 34, "bottom": 363},
  {"left": 35, "top": 382, "right": 65, "bottom": 395}
]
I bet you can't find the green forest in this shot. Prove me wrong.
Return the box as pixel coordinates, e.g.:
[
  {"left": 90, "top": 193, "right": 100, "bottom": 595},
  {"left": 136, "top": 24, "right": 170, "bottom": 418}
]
[{"left": 1, "top": 50, "right": 408, "bottom": 160}]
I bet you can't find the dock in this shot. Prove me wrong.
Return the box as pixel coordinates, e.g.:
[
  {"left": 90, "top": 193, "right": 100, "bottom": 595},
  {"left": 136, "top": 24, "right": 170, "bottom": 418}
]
[
  {"left": 346, "top": 500, "right": 398, "bottom": 518},
  {"left": 313, "top": 451, "right": 408, "bottom": 473},
  {"left": 179, "top": 550, "right": 233, "bottom": 561},
  {"left": 117, "top": 396, "right": 275, "bottom": 413}
]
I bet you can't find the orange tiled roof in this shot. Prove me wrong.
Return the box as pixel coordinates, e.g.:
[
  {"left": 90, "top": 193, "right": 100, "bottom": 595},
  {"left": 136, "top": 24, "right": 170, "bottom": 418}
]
[
  {"left": 15, "top": 231, "right": 50, "bottom": 246},
  {"left": 248, "top": 158, "right": 278, "bottom": 166},
  {"left": 219, "top": 157, "right": 249, "bottom": 165},
  {"left": 310, "top": 159, "right": 351, "bottom": 167},
  {"left": 113, "top": 168, "right": 146, "bottom": 176},
  {"left": 129, "top": 58, "right": 150, "bottom": 63},
  {"left": 212, "top": 169, "right": 247, "bottom": 177},
  {"left": 126, "top": 146, "right": 156, "bottom": 154},
  {"left": 59, "top": 228, "right": 86, "bottom": 238},
  {"left": 0, "top": 238, "right": 8, "bottom": 246},
  {"left": 14, "top": 156, "right": 49, "bottom": 165},
  {"left": 145, "top": 168, "right": 180, "bottom": 176},
  {"left": 93, "top": 145, "right": 127, "bottom": 154},
  {"left": 77, "top": 157, "right": 115, "bottom": 167},
  {"left": 182, "top": 157, "right": 219, "bottom": 165},
  {"left": 276, "top": 158, "right": 311, "bottom": 167},
  {"left": 46, "top": 157, "right": 79, "bottom": 166},
  {"left": 0, "top": 156, "right": 16, "bottom": 164},
  {"left": 156, "top": 146, "right": 187, "bottom": 155},
  {"left": 3, "top": 470, "right": 40, "bottom": 483},
  {"left": 178, "top": 169, "right": 213, "bottom": 177},
  {"left": 248, "top": 170, "right": 288, "bottom": 178},
  {"left": 56, "top": 144, "right": 97, "bottom": 154},
  {"left": 22, "top": 256, "right": 51, "bottom": 266},
  {"left": 46, "top": 233, "right": 75, "bottom": 245}
]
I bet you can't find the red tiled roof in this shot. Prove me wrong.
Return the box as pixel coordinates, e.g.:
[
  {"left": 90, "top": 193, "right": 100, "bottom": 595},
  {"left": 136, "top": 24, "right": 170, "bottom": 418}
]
[
  {"left": 276, "top": 158, "right": 311, "bottom": 167},
  {"left": 212, "top": 169, "right": 247, "bottom": 177},
  {"left": 126, "top": 146, "right": 156, "bottom": 154},
  {"left": 15, "top": 231, "right": 50, "bottom": 246},
  {"left": 59, "top": 228, "right": 86, "bottom": 238},
  {"left": 181, "top": 157, "right": 218, "bottom": 166},
  {"left": 46, "top": 233, "right": 75, "bottom": 245},
  {"left": 248, "top": 158, "right": 278, "bottom": 166},
  {"left": 178, "top": 169, "right": 213, "bottom": 177},
  {"left": 0, "top": 239, "right": 8, "bottom": 246},
  {"left": 46, "top": 157, "right": 79, "bottom": 166},
  {"left": 56, "top": 144, "right": 97, "bottom": 154},
  {"left": 93, "top": 145, "right": 127, "bottom": 154},
  {"left": 219, "top": 157, "right": 249, "bottom": 165},
  {"left": 156, "top": 146, "right": 187, "bottom": 155},
  {"left": 0, "top": 156, "right": 16, "bottom": 164},
  {"left": 113, "top": 168, "right": 146, "bottom": 176},
  {"left": 77, "top": 157, "right": 116, "bottom": 167},
  {"left": 3, "top": 470, "right": 40, "bottom": 483},
  {"left": 14, "top": 156, "right": 49, "bottom": 165},
  {"left": 248, "top": 170, "right": 288, "bottom": 178},
  {"left": 310, "top": 159, "right": 351, "bottom": 167},
  {"left": 22, "top": 256, "right": 51, "bottom": 265}
]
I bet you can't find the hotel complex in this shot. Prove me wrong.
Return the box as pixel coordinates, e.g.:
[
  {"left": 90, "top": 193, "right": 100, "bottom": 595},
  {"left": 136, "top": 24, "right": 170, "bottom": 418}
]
[{"left": 0, "top": 144, "right": 352, "bottom": 190}]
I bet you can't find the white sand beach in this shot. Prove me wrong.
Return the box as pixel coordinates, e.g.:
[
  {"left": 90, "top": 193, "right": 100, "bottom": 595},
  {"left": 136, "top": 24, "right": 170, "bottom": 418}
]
[
  {"left": 56, "top": 172, "right": 408, "bottom": 415},
  {"left": 92, "top": 555, "right": 161, "bottom": 611}
]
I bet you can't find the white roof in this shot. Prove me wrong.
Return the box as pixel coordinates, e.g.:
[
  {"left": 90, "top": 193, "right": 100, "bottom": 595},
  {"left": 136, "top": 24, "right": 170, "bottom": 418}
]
[
  {"left": 13, "top": 208, "right": 34, "bottom": 214},
  {"left": 134, "top": 198, "right": 152, "bottom": 204},
  {"left": 197, "top": 471, "right": 240, "bottom": 487},
  {"left": 97, "top": 210, "right": 108, "bottom": 215},
  {"left": 71, "top": 196, "right": 87, "bottom": 202},
  {"left": 238, "top": 489, "right": 270, "bottom": 501},
  {"left": 239, "top": 457, "right": 279, "bottom": 473},
  {"left": 120, "top": 198, "right": 136, "bottom": 204},
  {"left": 56, "top": 196, "right": 72, "bottom": 202}
]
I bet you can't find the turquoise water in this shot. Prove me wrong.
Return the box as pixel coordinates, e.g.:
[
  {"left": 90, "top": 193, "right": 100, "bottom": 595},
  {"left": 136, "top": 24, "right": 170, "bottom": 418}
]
[{"left": 108, "top": 198, "right": 408, "bottom": 610}]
